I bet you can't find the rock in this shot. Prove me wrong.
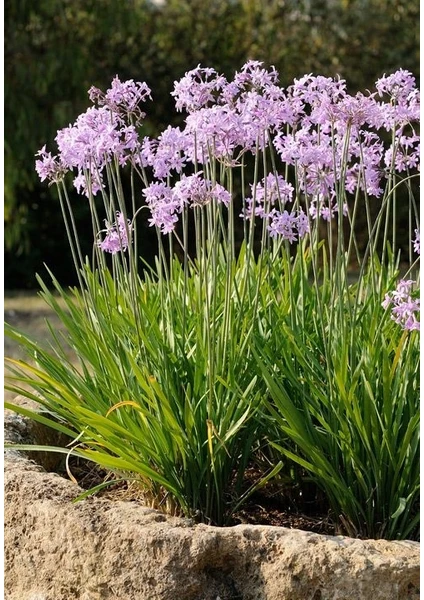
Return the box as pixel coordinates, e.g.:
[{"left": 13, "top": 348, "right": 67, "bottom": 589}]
[{"left": 4, "top": 408, "right": 419, "bottom": 600}]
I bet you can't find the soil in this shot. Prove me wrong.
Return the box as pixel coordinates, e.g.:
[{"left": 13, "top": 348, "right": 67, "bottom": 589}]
[{"left": 57, "top": 455, "right": 337, "bottom": 535}]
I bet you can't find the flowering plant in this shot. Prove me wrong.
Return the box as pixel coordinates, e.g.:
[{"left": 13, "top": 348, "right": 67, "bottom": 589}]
[{"left": 6, "top": 62, "right": 420, "bottom": 536}]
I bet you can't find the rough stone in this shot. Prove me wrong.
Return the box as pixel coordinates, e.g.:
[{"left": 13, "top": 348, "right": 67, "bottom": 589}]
[{"left": 4, "top": 409, "right": 420, "bottom": 600}]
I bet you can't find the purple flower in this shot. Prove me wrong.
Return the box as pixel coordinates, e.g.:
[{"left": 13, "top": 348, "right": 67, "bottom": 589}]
[
  {"left": 56, "top": 107, "right": 139, "bottom": 173},
  {"left": 185, "top": 105, "right": 244, "bottom": 161},
  {"left": 376, "top": 72, "right": 420, "bottom": 130},
  {"left": 382, "top": 280, "right": 420, "bottom": 331},
  {"left": 89, "top": 76, "right": 151, "bottom": 122},
  {"left": 137, "top": 137, "right": 158, "bottom": 168},
  {"left": 413, "top": 229, "right": 420, "bottom": 255},
  {"left": 178, "top": 62, "right": 291, "bottom": 160},
  {"left": 296, "top": 209, "right": 309, "bottom": 238},
  {"left": 98, "top": 212, "right": 131, "bottom": 254},
  {"left": 173, "top": 173, "right": 231, "bottom": 208},
  {"left": 151, "top": 126, "right": 189, "bottom": 179},
  {"left": 327, "top": 93, "right": 382, "bottom": 130},
  {"left": 392, "top": 279, "right": 415, "bottom": 302},
  {"left": 375, "top": 69, "right": 417, "bottom": 102},
  {"left": 289, "top": 74, "right": 347, "bottom": 113},
  {"left": 392, "top": 301, "right": 420, "bottom": 331},
  {"left": 35, "top": 146, "right": 67, "bottom": 183},
  {"left": 143, "top": 182, "right": 181, "bottom": 234},
  {"left": 54, "top": 106, "right": 142, "bottom": 195},
  {"left": 73, "top": 169, "right": 103, "bottom": 197},
  {"left": 211, "top": 183, "right": 231, "bottom": 207},
  {"left": 267, "top": 209, "right": 309, "bottom": 242},
  {"left": 172, "top": 173, "right": 208, "bottom": 207},
  {"left": 308, "top": 194, "right": 346, "bottom": 222},
  {"left": 384, "top": 134, "right": 420, "bottom": 173},
  {"left": 224, "top": 61, "right": 279, "bottom": 100},
  {"left": 171, "top": 65, "right": 227, "bottom": 113},
  {"left": 105, "top": 77, "right": 151, "bottom": 110},
  {"left": 348, "top": 131, "right": 385, "bottom": 197},
  {"left": 142, "top": 173, "right": 232, "bottom": 235},
  {"left": 36, "top": 63, "right": 420, "bottom": 262},
  {"left": 235, "top": 90, "right": 282, "bottom": 149},
  {"left": 220, "top": 62, "right": 288, "bottom": 149},
  {"left": 243, "top": 173, "right": 294, "bottom": 219}
]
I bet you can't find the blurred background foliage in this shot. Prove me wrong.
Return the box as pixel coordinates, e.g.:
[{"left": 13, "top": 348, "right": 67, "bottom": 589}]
[{"left": 5, "top": 0, "right": 419, "bottom": 288}]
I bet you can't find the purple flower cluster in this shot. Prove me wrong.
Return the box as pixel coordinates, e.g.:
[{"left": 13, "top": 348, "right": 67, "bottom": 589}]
[
  {"left": 35, "top": 63, "right": 420, "bottom": 248},
  {"left": 180, "top": 61, "right": 289, "bottom": 157},
  {"left": 143, "top": 172, "right": 231, "bottom": 234},
  {"left": 55, "top": 106, "right": 140, "bottom": 196},
  {"left": 169, "top": 62, "right": 419, "bottom": 234},
  {"left": 382, "top": 280, "right": 420, "bottom": 331},
  {"left": 89, "top": 76, "right": 151, "bottom": 121},
  {"left": 267, "top": 209, "right": 309, "bottom": 242},
  {"left": 98, "top": 212, "right": 131, "bottom": 254},
  {"left": 242, "top": 173, "right": 308, "bottom": 243},
  {"left": 308, "top": 194, "right": 347, "bottom": 222},
  {"left": 35, "top": 146, "right": 67, "bottom": 184},
  {"left": 138, "top": 126, "right": 190, "bottom": 179},
  {"left": 36, "top": 77, "right": 151, "bottom": 197},
  {"left": 142, "top": 182, "right": 178, "bottom": 234},
  {"left": 375, "top": 70, "right": 417, "bottom": 103},
  {"left": 171, "top": 66, "right": 227, "bottom": 113},
  {"left": 243, "top": 174, "right": 294, "bottom": 219},
  {"left": 384, "top": 133, "right": 420, "bottom": 173}
]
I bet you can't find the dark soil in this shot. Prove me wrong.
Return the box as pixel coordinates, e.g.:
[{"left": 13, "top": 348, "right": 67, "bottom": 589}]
[{"left": 58, "top": 456, "right": 337, "bottom": 536}]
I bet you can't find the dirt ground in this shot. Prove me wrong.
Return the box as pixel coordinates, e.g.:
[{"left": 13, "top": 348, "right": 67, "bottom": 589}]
[{"left": 4, "top": 291, "right": 75, "bottom": 403}]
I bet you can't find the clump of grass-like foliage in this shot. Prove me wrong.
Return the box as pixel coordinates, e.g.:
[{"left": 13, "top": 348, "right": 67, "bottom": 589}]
[{"left": 5, "top": 63, "right": 420, "bottom": 536}]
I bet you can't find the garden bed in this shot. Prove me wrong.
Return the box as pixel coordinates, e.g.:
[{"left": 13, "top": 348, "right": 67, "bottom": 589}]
[
  {"left": 58, "top": 458, "right": 337, "bottom": 535},
  {"left": 5, "top": 64, "right": 420, "bottom": 600},
  {"left": 4, "top": 405, "right": 420, "bottom": 600}
]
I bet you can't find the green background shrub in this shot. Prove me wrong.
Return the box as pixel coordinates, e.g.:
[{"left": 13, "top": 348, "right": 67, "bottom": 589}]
[{"left": 5, "top": 0, "right": 419, "bottom": 287}]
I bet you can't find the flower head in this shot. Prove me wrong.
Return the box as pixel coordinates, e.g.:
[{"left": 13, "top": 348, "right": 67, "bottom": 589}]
[
  {"left": 73, "top": 169, "right": 104, "bottom": 197},
  {"left": 143, "top": 182, "right": 180, "bottom": 234},
  {"left": 267, "top": 208, "right": 309, "bottom": 243},
  {"left": 173, "top": 173, "right": 231, "bottom": 209},
  {"left": 382, "top": 279, "right": 420, "bottom": 331},
  {"left": 171, "top": 65, "right": 227, "bottom": 113},
  {"left": 98, "top": 212, "right": 132, "bottom": 254},
  {"left": 375, "top": 69, "right": 416, "bottom": 102},
  {"left": 151, "top": 126, "right": 189, "bottom": 179},
  {"left": 225, "top": 61, "right": 279, "bottom": 100},
  {"left": 35, "top": 146, "right": 67, "bottom": 184},
  {"left": 56, "top": 107, "right": 137, "bottom": 171},
  {"left": 89, "top": 76, "right": 151, "bottom": 122},
  {"left": 54, "top": 106, "right": 141, "bottom": 194},
  {"left": 243, "top": 173, "right": 293, "bottom": 219}
]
